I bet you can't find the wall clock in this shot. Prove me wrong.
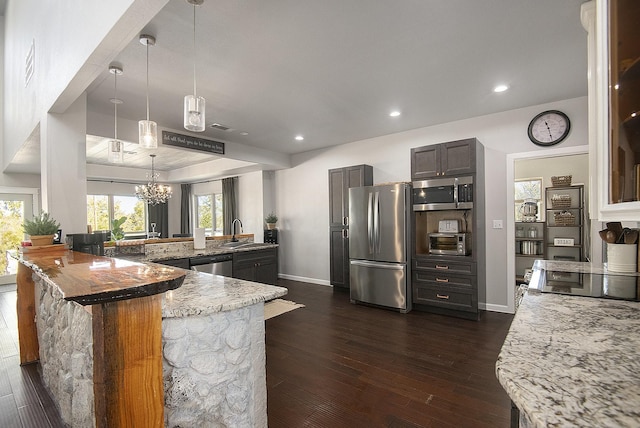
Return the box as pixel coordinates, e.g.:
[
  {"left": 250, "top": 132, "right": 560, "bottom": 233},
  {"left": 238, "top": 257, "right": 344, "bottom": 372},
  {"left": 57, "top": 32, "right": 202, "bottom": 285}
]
[{"left": 527, "top": 110, "right": 571, "bottom": 147}]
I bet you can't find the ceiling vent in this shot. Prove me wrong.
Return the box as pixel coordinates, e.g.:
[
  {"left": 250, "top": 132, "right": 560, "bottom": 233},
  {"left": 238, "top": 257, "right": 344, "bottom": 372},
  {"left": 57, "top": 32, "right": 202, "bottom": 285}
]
[{"left": 210, "top": 123, "right": 234, "bottom": 132}]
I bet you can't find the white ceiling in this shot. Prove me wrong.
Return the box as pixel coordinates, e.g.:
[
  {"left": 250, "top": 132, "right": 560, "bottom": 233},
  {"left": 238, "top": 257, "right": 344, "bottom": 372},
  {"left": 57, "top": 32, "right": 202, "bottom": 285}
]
[{"left": 31, "top": 0, "right": 593, "bottom": 174}]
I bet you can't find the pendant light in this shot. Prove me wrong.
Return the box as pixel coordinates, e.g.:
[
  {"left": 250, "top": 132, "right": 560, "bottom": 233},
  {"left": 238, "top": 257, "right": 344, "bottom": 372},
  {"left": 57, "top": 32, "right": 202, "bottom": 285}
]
[
  {"left": 135, "top": 154, "right": 172, "bottom": 205},
  {"left": 184, "top": 0, "right": 206, "bottom": 132},
  {"left": 139, "top": 34, "right": 158, "bottom": 148},
  {"left": 108, "top": 64, "right": 124, "bottom": 164}
]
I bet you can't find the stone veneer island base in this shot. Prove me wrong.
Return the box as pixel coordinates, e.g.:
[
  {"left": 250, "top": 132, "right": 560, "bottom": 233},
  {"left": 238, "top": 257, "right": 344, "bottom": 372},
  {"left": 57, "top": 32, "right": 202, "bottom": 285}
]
[{"left": 18, "top": 248, "right": 286, "bottom": 427}]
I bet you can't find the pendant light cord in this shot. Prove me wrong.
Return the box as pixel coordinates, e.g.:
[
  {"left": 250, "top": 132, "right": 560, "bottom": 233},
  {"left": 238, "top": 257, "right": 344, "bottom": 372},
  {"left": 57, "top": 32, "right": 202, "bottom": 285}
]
[
  {"left": 146, "top": 42, "right": 150, "bottom": 121},
  {"left": 192, "top": 3, "right": 197, "bottom": 97},
  {"left": 114, "top": 72, "right": 118, "bottom": 140}
]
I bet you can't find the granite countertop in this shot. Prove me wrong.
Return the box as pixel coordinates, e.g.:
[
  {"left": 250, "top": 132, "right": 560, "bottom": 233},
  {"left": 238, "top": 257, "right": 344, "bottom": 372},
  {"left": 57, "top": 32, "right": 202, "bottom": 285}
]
[
  {"left": 496, "top": 261, "right": 640, "bottom": 427},
  {"left": 109, "top": 239, "right": 279, "bottom": 262},
  {"left": 162, "top": 270, "right": 287, "bottom": 318}
]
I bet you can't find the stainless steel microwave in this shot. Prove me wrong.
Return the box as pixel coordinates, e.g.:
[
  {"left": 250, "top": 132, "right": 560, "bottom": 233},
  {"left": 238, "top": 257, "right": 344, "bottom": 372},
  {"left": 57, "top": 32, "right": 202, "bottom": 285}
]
[
  {"left": 412, "top": 176, "right": 473, "bottom": 211},
  {"left": 428, "top": 232, "right": 471, "bottom": 256}
]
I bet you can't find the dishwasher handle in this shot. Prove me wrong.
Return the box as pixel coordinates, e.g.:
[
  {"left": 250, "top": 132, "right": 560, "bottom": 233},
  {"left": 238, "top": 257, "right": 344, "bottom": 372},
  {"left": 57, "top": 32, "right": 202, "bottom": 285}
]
[{"left": 189, "top": 253, "right": 233, "bottom": 266}]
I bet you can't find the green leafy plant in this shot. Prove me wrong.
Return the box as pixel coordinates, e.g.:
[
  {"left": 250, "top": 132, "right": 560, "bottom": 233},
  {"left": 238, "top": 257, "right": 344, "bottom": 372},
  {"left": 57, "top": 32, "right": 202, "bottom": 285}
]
[
  {"left": 22, "top": 211, "right": 60, "bottom": 236},
  {"left": 111, "top": 216, "right": 128, "bottom": 241},
  {"left": 265, "top": 213, "right": 278, "bottom": 223}
]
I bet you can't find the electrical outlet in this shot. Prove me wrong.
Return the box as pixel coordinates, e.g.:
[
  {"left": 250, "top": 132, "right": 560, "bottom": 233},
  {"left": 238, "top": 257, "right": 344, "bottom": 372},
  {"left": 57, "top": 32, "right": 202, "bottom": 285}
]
[{"left": 493, "top": 220, "right": 503, "bottom": 229}]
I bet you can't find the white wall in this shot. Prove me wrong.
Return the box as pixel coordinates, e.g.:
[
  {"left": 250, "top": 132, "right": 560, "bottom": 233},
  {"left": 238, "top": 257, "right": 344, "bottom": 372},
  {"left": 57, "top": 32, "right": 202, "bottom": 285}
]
[
  {"left": 2, "top": 0, "right": 169, "bottom": 171},
  {"left": 275, "top": 96, "right": 589, "bottom": 310}
]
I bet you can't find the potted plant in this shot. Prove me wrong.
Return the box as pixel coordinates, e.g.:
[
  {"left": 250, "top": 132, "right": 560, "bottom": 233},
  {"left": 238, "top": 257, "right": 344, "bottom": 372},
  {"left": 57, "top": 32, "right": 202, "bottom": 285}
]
[
  {"left": 22, "top": 211, "right": 60, "bottom": 246},
  {"left": 111, "top": 216, "right": 128, "bottom": 241},
  {"left": 265, "top": 213, "right": 278, "bottom": 230}
]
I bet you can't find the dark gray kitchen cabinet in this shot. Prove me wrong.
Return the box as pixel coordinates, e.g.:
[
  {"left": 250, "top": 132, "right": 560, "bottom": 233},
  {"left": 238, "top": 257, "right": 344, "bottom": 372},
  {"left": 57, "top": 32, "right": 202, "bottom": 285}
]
[
  {"left": 411, "top": 138, "right": 477, "bottom": 180},
  {"left": 412, "top": 257, "right": 478, "bottom": 316},
  {"left": 328, "top": 164, "right": 373, "bottom": 290},
  {"left": 232, "top": 248, "right": 278, "bottom": 285},
  {"left": 411, "top": 138, "right": 485, "bottom": 320}
]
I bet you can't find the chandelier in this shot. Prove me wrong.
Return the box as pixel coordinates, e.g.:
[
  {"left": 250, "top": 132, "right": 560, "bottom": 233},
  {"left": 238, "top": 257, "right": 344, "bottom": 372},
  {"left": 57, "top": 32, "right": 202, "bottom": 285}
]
[{"left": 135, "top": 154, "right": 172, "bottom": 205}]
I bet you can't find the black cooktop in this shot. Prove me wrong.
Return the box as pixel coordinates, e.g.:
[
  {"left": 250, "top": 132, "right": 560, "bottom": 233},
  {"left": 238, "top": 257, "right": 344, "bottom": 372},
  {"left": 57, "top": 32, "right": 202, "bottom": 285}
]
[{"left": 538, "top": 270, "right": 640, "bottom": 302}]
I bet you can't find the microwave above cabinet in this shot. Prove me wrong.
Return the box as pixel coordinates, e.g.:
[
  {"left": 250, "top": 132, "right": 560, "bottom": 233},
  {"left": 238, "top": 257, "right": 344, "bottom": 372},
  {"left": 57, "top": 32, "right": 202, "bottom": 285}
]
[{"left": 412, "top": 176, "right": 473, "bottom": 211}]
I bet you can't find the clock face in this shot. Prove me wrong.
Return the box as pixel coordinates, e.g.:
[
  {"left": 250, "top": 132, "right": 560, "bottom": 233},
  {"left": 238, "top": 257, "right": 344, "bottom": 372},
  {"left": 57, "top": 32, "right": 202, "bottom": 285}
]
[{"left": 527, "top": 110, "right": 571, "bottom": 146}]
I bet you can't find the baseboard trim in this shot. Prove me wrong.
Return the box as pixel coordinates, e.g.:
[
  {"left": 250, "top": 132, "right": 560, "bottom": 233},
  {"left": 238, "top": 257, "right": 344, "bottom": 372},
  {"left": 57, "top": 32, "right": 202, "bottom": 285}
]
[
  {"left": 278, "top": 274, "right": 331, "bottom": 287},
  {"left": 484, "top": 303, "right": 513, "bottom": 314}
]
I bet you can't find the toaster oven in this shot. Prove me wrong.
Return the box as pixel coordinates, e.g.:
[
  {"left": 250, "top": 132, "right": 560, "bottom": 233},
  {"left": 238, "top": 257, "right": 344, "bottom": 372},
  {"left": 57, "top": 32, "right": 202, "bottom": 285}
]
[{"left": 427, "top": 233, "right": 471, "bottom": 256}]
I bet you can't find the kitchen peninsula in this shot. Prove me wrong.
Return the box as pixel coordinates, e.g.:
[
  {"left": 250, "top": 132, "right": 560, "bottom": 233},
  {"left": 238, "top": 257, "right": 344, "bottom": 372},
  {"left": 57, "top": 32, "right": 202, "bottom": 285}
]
[
  {"left": 496, "top": 260, "right": 640, "bottom": 427},
  {"left": 15, "top": 237, "right": 287, "bottom": 427}
]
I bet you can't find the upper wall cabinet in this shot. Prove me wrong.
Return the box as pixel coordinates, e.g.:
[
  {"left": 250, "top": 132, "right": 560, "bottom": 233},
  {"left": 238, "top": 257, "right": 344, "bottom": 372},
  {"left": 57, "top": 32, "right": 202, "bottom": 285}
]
[
  {"left": 411, "top": 138, "right": 477, "bottom": 180},
  {"left": 585, "top": 0, "right": 640, "bottom": 220}
]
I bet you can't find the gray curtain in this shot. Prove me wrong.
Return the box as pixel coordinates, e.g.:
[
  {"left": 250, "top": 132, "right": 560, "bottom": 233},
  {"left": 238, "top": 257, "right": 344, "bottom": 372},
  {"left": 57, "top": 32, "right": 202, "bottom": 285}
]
[
  {"left": 222, "top": 177, "right": 238, "bottom": 235},
  {"left": 180, "top": 183, "right": 192, "bottom": 234},
  {"left": 147, "top": 203, "right": 169, "bottom": 239}
]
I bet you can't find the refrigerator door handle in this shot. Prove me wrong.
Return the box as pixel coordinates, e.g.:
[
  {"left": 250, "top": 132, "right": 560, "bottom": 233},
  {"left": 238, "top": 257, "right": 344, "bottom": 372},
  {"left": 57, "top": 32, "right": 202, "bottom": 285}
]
[
  {"left": 350, "top": 260, "right": 405, "bottom": 270},
  {"left": 373, "top": 191, "right": 380, "bottom": 253},
  {"left": 367, "top": 191, "right": 374, "bottom": 254}
]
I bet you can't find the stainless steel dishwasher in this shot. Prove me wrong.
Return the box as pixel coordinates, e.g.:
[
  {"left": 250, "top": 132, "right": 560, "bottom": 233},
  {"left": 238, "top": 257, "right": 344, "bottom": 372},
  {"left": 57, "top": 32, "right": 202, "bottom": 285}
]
[{"left": 189, "top": 253, "right": 233, "bottom": 277}]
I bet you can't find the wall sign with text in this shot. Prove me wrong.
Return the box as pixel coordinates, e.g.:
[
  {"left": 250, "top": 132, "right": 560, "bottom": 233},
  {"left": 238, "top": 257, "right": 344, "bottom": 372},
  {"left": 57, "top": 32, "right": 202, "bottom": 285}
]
[{"left": 162, "top": 131, "right": 225, "bottom": 155}]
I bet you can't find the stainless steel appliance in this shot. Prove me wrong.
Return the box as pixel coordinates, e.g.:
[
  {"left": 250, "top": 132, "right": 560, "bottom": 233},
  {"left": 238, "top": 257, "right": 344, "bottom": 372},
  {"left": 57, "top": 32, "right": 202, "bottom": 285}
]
[
  {"left": 427, "top": 232, "right": 471, "bottom": 255},
  {"left": 349, "top": 183, "right": 411, "bottom": 313},
  {"left": 190, "top": 253, "right": 233, "bottom": 277},
  {"left": 412, "top": 176, "right": 473, "bottom": 211}
]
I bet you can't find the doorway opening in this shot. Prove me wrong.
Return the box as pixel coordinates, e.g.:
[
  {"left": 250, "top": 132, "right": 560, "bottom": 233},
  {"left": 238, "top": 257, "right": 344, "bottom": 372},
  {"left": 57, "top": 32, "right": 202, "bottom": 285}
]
[
  {"left": 506, "top": 146, "right": 596, "bottom": 313},
  {"left": 0, "top": 189, "right": 38, "bottom": 285}
]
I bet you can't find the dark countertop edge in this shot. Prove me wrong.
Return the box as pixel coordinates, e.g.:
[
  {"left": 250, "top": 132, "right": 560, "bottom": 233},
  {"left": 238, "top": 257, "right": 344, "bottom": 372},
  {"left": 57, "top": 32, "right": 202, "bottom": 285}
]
[{"left": 66, "top": 275, "right": 186, "bottom": 306}]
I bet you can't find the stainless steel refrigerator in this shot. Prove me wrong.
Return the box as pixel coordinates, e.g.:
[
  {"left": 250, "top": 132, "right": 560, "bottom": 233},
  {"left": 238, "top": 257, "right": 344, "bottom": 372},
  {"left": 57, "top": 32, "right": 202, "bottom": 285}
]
[{"left": 349, "top": 182, "right": 412, "bottom": 313}]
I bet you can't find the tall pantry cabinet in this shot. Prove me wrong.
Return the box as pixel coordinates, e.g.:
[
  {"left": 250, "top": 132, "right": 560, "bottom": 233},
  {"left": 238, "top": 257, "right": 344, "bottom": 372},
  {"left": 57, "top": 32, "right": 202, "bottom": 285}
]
[{"left": 328, "top": 165, "right": 373, "bottom": 290}]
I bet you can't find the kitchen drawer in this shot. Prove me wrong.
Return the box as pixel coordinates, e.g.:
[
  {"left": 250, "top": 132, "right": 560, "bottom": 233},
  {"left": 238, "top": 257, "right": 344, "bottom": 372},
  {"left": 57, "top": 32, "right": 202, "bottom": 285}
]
[
  {"left": 413, "top": 285, "right": 475, "bottom": 312},
  {"left": 414, "top": 271, "right": 475, "bottom": 289},
  {"left": 413, "top": 257, "right": 476, "bottom": 275}
]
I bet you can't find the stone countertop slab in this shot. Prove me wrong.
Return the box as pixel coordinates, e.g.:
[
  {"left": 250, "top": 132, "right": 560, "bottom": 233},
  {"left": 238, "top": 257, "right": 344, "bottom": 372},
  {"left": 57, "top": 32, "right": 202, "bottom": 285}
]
[
  {"left": 496, "top": 264, "right": 640, "bottom": 427},
  {"left": 162, "top": 270, "right": 287, "bottom": 318},
  {"left": 144, "top": 240, "right": 278, "bottom": 262}
]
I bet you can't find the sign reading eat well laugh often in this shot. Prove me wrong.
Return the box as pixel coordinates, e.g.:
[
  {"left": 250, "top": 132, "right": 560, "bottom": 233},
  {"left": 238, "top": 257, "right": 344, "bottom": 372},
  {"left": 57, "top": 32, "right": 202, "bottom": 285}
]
[{"left": 162, "top": 131, "right": 225, "bottom": 155}]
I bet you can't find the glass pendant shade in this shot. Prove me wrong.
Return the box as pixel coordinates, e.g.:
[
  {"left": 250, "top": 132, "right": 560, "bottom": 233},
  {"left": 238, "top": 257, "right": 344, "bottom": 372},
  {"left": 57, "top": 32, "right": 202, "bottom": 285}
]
[
  {"left": 184, "top": 95, "right": 206, "bottom": 132},
  {"left": 139, "top": 119, "right": 158, "bottom": 148},
  {"left": 139, "top": 35, "right": 157, "bottom": 148},
  {"left": 108, "top": 139, "right": 124, "bottom": 163}
]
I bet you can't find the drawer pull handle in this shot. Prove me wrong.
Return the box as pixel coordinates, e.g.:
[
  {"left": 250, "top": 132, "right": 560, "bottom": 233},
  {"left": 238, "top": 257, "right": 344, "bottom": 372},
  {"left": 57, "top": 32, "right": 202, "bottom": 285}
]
[
  {"left": 436, "top": 278, "right": 449, "bottom": 283},
  {"left": 436, "top": 294, "right": 450, "bottom": 300},
  {"left": 435, "top": 265, "right": 449, "bottom": 270}
]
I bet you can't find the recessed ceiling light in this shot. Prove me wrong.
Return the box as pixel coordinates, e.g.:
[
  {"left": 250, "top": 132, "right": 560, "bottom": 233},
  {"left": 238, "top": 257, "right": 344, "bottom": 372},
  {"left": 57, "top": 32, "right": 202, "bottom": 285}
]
[
  {"left": 389, "top": 110, "right": 401, "bottom": 117},
  {"left": 295, "top": 135, "right": 304, "bottom": 141},
  {"left": 493, "top": 84, "right": 509, "bottom": 93},
  {"left": 240, "top": 132, "right": 249, "bottom": 136}
]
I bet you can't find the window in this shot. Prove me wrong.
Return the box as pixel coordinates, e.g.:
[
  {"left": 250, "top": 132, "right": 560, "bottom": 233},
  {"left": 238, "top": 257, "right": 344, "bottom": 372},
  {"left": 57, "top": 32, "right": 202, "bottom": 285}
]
[
  {"left": 87, "top": 194, "right": 147, "bottom": 237},
  {"left": 514, "top": 178, "right": 543, "bottom": 221},
  {"left": 195, "top": 193, "right": 223, "bottom": 236}
]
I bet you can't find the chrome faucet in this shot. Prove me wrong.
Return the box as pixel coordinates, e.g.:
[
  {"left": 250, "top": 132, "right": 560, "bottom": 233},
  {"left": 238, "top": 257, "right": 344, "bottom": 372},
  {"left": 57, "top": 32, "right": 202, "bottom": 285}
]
[{"left": 231, "top": 218, "right": 243, "bottom": 242}]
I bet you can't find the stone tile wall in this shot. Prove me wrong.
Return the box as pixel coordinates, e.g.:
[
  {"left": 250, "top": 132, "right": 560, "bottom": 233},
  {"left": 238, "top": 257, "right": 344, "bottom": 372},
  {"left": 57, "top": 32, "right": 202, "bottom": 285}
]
[
  {"left": 162, "top": 303, "right": 267, "bottom": 427},
  {"left": 35, "top": 276, "right": 95, "bottom": 427}
]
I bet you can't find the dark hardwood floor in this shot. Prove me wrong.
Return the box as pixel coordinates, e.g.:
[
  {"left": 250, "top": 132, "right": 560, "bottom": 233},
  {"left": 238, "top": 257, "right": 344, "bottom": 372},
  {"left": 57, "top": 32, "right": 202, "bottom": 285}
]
[
  {"left": 266, "top": 279, "right": 514, "bottom": 427},
  {"left": 0, "top": 279, "right": 514, "bottom": 427}
]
